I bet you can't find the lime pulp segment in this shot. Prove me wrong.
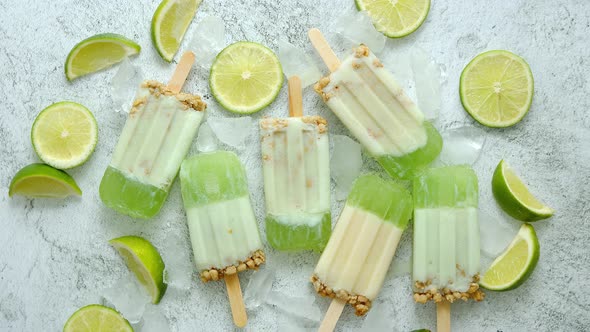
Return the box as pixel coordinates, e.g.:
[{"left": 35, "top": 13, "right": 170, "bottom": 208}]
[
  {"left": 151, "top": 0, "right": 202, "bottom": 61},
  {"left": 9, "top": 163, "right": 81, "bottom": 198},
  {"left": 63, "top": 304, "right": 133, "bottom": 332},
  {"left": 356, "top": 0, "right": 430, "bottom": 38}
]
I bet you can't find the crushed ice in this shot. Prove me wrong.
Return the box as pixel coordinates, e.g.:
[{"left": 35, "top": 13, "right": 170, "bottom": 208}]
[
  {"left": 207, "top": 116, "right": 253, "bottom": 150},
  {"left": 102, "top": 273, "right": 151, "bottom": 324},
  {"left": 278, "top": 39, "right": 322, "bottom": 88},
  {"left": 111, "top": 57, "right": 143, "bottom": 113},
  {"left": 188, "top": 16, "right": 226, "bottom": 69},
  {"left": 161, "top": 233, "right": 193, "bottom": 291},
  {"left": 138, "top": 304, "right": 170, "bottom": 332},
  {"left": 479, "top": 210, "right": 518, "bottom": 257},
  {"left": 195, "top": 122, "right": 218, "bottom": 153},
  {"left": 330, "top": 135, "right": 362, "bottom": 201},
  {"left": 439, "top": 126, "right": 486, "bottom": 166},
  {"left": 333, "top": 11, "right": 386, "bottom": 53}
]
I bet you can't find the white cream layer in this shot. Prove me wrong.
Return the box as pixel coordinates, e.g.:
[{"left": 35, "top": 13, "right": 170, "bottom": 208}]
[
  {"left": 314, "top": 205, "right": 403, "bottom": 300},
  {"left": 186, "top": 196, "right": 263, "bottom": 271},
  {"left": 111, "top": 86, "right": 204, "bottom": 188},
  {"left": 260, "top": 117, "right": 330, "bottom": 226},
  {"left": 413, "top": 207, "right": 480, "bottom": 292},
  {"left": 324, "top": 50, "right": 427, "bottom": 157}
]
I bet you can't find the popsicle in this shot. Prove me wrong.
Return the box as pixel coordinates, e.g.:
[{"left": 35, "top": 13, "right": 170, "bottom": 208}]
[
  {"left": 308, "top": 28, "right": 442, "bottom": 180},
  {"left": 179, "top": 151, "right": 264, "bottom": 327},
  {"left": 99, "top": 52, "right": 206, "bottom": 218},
  {"left": 412, "top": 165, "right": 485, "bottom": 332},
  {"left": 260, "top": 76, "right": 331, "bottom": 251},
  {"left": 311, "top": 174, "right": 413, "bottom": 332}
]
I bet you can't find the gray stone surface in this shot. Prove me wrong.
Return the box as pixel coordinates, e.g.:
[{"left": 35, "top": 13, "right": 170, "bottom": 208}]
[{"left": 1, "top": 0, "right": 589, "bottom": 331}]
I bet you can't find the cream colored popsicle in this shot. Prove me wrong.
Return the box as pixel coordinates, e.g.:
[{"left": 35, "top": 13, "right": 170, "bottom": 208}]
[{"left": 311, "top": 174, "right": 413, "bottom": 331}]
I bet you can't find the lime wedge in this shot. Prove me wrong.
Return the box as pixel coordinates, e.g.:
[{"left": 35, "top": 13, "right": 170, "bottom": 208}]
[
  {"left": 151, "top": 0, "right": 202, "bottom": 62},
  {"left": 492, "top": 160, "right": 554, "bottom": 221},
  {"left": 31, "top": 102, "right": 98, "bottom": 170},
  {"left": 9, "top": 163, "right": 81, "bottom": 198},
  {"left": 480, "top": 224, "right": 540, "bottom": 291},
  {"left": 65, "top": 33, "right": 140, "bottom": 80},
  {"left": 110, "top": 236, "right": 167, "bottom": 304},
  {"left": 210, "top": 42, "right": 283, "bottom": 114},
  {"left": 460, "top": 50, "right": 534, "bottom": 127},
  {"left": 63, "top": 304, "right": 133, "bottom": 332},
  {"left": 356, "top": 0, "right": 430, "bottom": 38}
]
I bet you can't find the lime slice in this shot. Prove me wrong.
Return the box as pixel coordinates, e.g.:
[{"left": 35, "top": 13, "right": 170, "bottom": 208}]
[
  {"left": 63, "top": 304, "right": 133, "bottom": 332},
  {"left": 151, "top": 0, "right": 202, "bottom": 62},
  {"left": 460, "top": 50, "right": 534, "bottom": 127},
  {"left": 9, "top": 163, "right": 81, "bottom": 198},
  {"left": 355, "top": 0, "right": 430, "bottom": 38},
  {"left": 210, "top": 42, "right": 283, "bottom": 114},
  {"left": 110, "top": 236, "right": 167, "bottom": 304},
  {"left": 492, "top": 160, "right": 554, "bottom": 221},
  {"left": 480, "top": 224, "right": 540, "bottom": 291},
  {"left": 65, "top": 33, "right": 140, "bottom": 80},
  {"left": 31, "top": 102, "right": 98, "bottom": 170}
]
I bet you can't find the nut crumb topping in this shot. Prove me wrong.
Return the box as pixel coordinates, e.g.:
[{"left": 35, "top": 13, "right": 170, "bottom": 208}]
[
  {"left": 413, "top": 274, "right": 485, "bottom": 304},
  {"left": 373, "top": 59, "right": 383, "bottom": 68},
  {"left": 314, "top": 77, "right": 332, "bottom": 102},
  {"left": 200, "top": 250, "right": 265, "bottom": 282},
  {"left": 301, "top": 115, "right": 328, "bottom": 134},
  {"left": 354, "top": 44, "right": 370, "bottom": 58},
  {"left": 140, "top": 80, "right": 207, "bottom": 112},
  {"left": 311, "top": 274, "right": 371, "bottom": 316}
]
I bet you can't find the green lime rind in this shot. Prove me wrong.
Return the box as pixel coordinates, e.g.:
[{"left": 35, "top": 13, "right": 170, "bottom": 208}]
[
  {"left": 491, "top": 160, "right": 554, "bottom": 221},
  {"left": 63, "top": 304, "right": 133, "bottom": 332},
  {"left": 151, "top": 0, "right": 201, "bottom": 62},
  {"left": 31, "top": 101, "right": 98, "bottom": 170},
  {"left": 109, "top": 236, "right": 167, "bottom": 304},
  {"left": 459, "top": 50, "right": 534, "bottom": 128},
  {"left": 9, "top": 163, "right": 81, "bottom": 198},
  {"left": 480, "top": 224, "right": 540, "bottom": 291},
  {"left": 65, "top": 33, "right": 141, "bottom": 80},
  {"left": 355, "top": 0, "right": 431, "bottom": 38},
  {"left": 209, "top": 41, "right": 283, "bottom": 114}
]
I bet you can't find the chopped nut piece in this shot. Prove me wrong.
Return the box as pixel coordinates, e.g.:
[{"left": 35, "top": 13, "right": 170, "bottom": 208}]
[
  {"left": 354, "top": 45, "right": 370, "bottom": 58},
  {"left": 199, "top": 249, "right": 265, "bottom": 282}
]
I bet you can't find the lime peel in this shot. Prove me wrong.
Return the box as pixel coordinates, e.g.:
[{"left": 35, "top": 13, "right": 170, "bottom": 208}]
[
  {"left": 480, "top": 223, "right": 540, "bottom": 291},
  {"left": 9, "top": 163, "right": 81, "bottom": 198},
  {"left": 151, "top": 0, "right": 202, "bottom": 62},
  {"left": 492, "top": 160, "right": 554, "bottom": 221},
  {"left": 110, "top": 236, "right": 167, "bottom": 304},
  {"left": 65, "top": 33, "right": 140, "bottom": 80}
]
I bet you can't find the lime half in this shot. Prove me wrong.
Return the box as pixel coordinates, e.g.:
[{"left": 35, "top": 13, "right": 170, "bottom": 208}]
[
  {"left": 492, "top": 160, "right": 554, "bottom": 221},
  {"left": 356, "top": 0, "right": 430, "bottom": 38},
  {"left": 31, "top": 102, "right": 98, "bottom": 170},
  {"left": 65, "top": 33, "right": 140, "bottom": 80},
  {"left": 460, "top": 50, "right": 534, "bottom": 127},
  {"left": 480, "top": 224, "right": 540, "bottom": 291},
  {"left": 9, "top": 163, "right": 81, "bottom": 198},
  {"left": 151, "top": 0, "right": 202, "bottom": 62},
  {"left": 210, "top": 42, "right": 283, "bottom": 114},
  {"left": 63, "top": 304, "right": 133, "bottom": 332},
  {"left": 110, "top": 236, "right": 167, "bottom": 304}
]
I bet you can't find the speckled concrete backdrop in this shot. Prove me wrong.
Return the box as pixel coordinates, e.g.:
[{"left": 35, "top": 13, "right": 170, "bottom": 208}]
[{"left": 1, "top": 0, "right": 589, "bottom": 331}]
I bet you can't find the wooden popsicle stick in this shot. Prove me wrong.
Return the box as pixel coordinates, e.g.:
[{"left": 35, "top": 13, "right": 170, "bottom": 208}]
[
  {"left": 436, "top": 301, "right": 451, "bottom": 332},
  {"left": 167, "top": 51, "right": 196, "bottom": 93},
  {"left": 288, "top": 76, "right": 303, "bottom": 117},
  {"left": 225, "top": 273, "right": 248, "bottom": 327},
  {"left": 308, "top": 28, "right": 341, "bottom": 73},
  {"left": 318, "top": 298, "right": 346, "bottom": 332}
]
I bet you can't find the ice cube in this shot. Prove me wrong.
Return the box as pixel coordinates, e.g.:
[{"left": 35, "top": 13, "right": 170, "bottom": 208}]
[
  {"left": 102, "top": 273, "right": 151, "bottom": 324},
  {"left": 188, "top": 16, "right": 226, "bottom": 69},
  {"left": 161, "top": 233, "right": 193, "bottom": 290},
  {"left": 333, "top": 11, "right": 386, "bottom": 53},
  {"left": 267, "top": 291, "right": 321, "bottom": 322},
  {"left": 361, "top": 302, "right": 396, "bottom": 331},
  {"left": 330, "top": 135, "right": 362, "bottom": 201},
  {"left": 390, "top": 259, "right": 412, "bottom": 277},
  {"left": 111, "top": 57, "right": 144, "bottom": 113},
  {"left": 139, "top": 304, "right": 170, "bottom": 332},
  {"left": 207, "top": 116, "right": 253, "bottom": 150},
  {"left": 439, "top": 126, "right": 486, "bottom": 166},
  {"left": 278, "top": 39, "right": 322, "bottom": 88},
  {"left": 479, "top": 210, "right": 518, "bottom": 257},
  {"left": 196, "top": 122, "right": 218, "bottom": 153},
  {"left": 244, "top": 268, "right": 275, "bottom": 309},
  {"left": 411, "top": 47, "right": 441, "bottom": 120}
]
